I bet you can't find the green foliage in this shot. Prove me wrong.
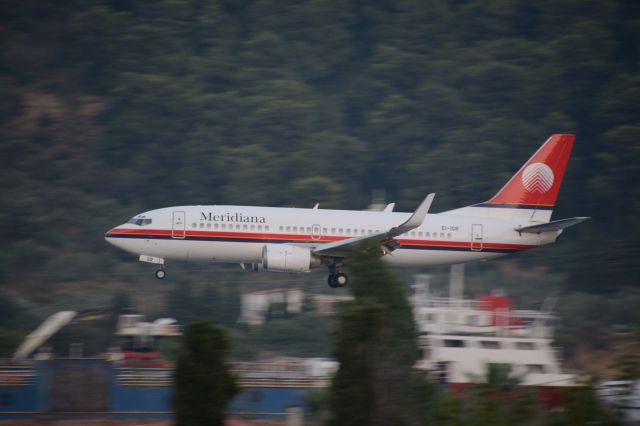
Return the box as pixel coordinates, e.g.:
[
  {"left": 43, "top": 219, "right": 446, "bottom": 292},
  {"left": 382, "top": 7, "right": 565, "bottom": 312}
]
[
  {"left": 1, "top": 0, "right": 637, "bottom": 290},
  {"left": 0, "top": 293, "right": 34, "bottom": 356},
  {"left": 165, "top": 281, "right": 240, "bottom": 327},
  {"left": 465, "top": 364, "right": 538, "bottom": 426},
  {"left": 232, "top": 313, "right": 333, "bottom": 359},
  {"left": 0, "top": 330, "right": 23, "bottom": 358},
  {"left": 329, "top": 241, "right": 430, "bottom": 426},
  {"left": 173, "top": 321, "right": 238, "bottom": 426},
  {"left": 432, "top": 364, "right": 621, "bottom": 426},
  {"left": 612, "top": 353, "right": 640, "bottom": 381},
  {"left": 0, "top": 0, "right": 638, "bottom": 395},
  {"left": 545, "top": 383, "right": 622, "bottom": 426},
  {"left": 329, "top": 302, "right": 381, "bottom": 426}
]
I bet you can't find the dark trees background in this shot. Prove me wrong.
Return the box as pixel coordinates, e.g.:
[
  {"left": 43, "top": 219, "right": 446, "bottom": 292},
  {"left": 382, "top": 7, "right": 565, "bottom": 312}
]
[{"left": 330, "top": 243, "right": 432, "bottom": 426}]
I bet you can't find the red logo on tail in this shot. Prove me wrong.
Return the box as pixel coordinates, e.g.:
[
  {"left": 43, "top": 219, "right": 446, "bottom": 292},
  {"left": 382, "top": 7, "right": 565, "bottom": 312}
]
[{"left": 485, "top": 134, "right": 574, "bottom": 208}]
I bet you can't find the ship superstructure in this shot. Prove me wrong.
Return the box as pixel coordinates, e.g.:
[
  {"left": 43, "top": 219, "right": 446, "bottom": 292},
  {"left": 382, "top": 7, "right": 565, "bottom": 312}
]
[{"left": 411, "top": 268, "right": 575, "bottom": 388}]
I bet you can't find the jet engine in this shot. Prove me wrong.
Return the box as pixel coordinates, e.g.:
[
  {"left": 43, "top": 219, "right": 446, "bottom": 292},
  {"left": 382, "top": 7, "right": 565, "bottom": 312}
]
[{"left": 261, "top": 244, "right": 321, "bottom": 273}]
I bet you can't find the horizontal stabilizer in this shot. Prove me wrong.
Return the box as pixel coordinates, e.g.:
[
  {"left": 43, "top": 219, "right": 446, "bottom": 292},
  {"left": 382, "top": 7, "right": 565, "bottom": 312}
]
[{"left": 515, "top": 217, "right": 590, "bottom": 234}]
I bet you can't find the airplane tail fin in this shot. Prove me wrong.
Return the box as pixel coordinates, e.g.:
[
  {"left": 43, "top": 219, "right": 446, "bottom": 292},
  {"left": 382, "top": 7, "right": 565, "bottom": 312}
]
[{"left": 450, "top": 134, "right": 575, "bottom": 222}]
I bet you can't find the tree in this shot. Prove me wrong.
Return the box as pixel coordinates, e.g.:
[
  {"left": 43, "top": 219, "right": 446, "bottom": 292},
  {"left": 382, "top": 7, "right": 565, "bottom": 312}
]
[
  {"left": 329, "top": 241, "right": 431, "bottom": 426},
  {"left": 173, "top": 321, "right": 238, "bottom": 426}
]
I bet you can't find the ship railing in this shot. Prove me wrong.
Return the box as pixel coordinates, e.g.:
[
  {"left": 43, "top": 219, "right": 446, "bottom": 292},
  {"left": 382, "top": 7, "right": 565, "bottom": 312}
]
[
  {"left": 413, "top": 297, "right": 478, "bottom": 309},
  {"left": 116, "top": 367, "right": 173, "bottom": 386},
  {"left": 232, "top": 369, "right": 315, "bottom": 379},
  {"left": 229, "top": 360, "right": 309, "bottom": 373},
  {"left": 0, "top": 364, "right": 37, "bottom": 386},
  {"left": 235, "top": 376, "right": 330, "bottom": 388},
  {"left": 552, "top": 346, "right": 564, "bottom": 365}
]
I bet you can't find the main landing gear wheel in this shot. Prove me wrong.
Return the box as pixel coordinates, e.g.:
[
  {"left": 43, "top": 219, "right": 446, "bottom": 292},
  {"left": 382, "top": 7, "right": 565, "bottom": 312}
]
[
  {"left": 328, "top": 272, "right": 349, "bottom": 288},
  {"left": 155, "top": 268, "right": 166, "bottom": 280}
]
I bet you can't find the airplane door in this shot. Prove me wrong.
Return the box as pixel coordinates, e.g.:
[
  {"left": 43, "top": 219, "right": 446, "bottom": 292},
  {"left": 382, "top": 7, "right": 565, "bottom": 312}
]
[
  {"left": 311, "top": 224, "right": 321, "bottom": 241},
  {"left": 470, "top": 224, "right": 483, "bottom": 251},
  {"left": 172, "top": 211, "right": 186, "bottom": 239}
]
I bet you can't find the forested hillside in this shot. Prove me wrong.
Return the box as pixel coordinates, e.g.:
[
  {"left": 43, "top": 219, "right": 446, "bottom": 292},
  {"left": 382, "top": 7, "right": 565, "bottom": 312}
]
[{"left": 0, "top": 0, "right": 638, "bottom": 352}]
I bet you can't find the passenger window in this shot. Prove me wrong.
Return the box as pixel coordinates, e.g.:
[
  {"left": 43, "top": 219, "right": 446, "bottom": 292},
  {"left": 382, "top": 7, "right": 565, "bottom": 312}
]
[
  {"left": 322, "top": 228, "right": 327, "bottom": 234},
  {"left": 258, "top": 225, "right": 262, "bottom": 231},
  {"left": 346, "top": 228, "right": 351, "bottom": 235},
  {"left": 265, "top": 226, "right": 269, "bottom": 232},
  {"left": 192, "top": 223, "right": 197, "bottom": 228},
  {"left": 306, "top": 227, "right": 311, "bottom": 233},
  {"left": 221, "top": 224, "right": 226, "bottom": 230},
  {"left": 214, "top": 223, "right": 219, "bottom": 229},
  {"left": 250, "top": 225, "right": 255, "bottom": 231},
  {"left": 279, "top": 226, "right": 283, "bottom": 232},
  {"left": 236, "top": 224, "right": 241, "bottom": 230},
  {"left": 199, "top": 223, "right": 204, "bottom": 229},
  {"left": 418, "top": 232, "right": 423, "bottom": 237},
  {"left": 243, "top": 224, "right": 248, "bottom": 230},
  {"left": 286, "top": 226, "right": 291, "bottom": 232},
  {"left": 361, "top": 229, "right": 365, "bottom": 235},
  {"left": 440, "top": 232, "right": 444, "bottom": 239},
  {"left": 293, "top": 226, "right": 298, "bottom": 233},
  {"left": 331, "top": 228, "right": 336, "bottom": 234},
  {"left": 426, "top": 232, "right": 430, "bottom": 238},
  {"left": 339, "top": 228, "right": 343, "bottom": 234},
  {"left": 206, "top": 223, "right": 211, "bottom": 229},
  {"left": 447, "top": 233, "right": 452, "bottom": 239}
]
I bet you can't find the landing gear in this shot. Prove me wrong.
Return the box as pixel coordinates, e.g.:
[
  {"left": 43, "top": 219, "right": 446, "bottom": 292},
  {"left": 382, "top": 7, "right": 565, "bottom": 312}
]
[
  {"left": 328, "top": 272, "right": 349, "bottom": 288},
  {"left": 327, "top": 262, "right": 349, "bottom": 288},
  {"left": 155, "top": 267, "right": 166, "bottom": 280}
]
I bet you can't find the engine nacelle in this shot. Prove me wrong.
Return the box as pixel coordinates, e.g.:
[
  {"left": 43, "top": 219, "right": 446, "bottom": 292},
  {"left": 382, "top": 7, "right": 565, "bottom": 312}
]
[{"left": 261, "top": 244, "right": 319, "bottom": 273}]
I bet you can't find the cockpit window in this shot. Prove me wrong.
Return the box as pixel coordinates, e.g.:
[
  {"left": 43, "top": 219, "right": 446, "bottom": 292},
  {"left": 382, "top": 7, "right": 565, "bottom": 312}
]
[{"left": 128, "top": 218, "right": 152, "bottom": 226}]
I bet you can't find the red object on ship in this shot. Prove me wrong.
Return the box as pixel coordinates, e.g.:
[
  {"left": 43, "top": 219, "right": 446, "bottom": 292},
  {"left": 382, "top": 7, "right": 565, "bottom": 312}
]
[{"left": 477, "top": 295, "right": 523, "bottom": 327}]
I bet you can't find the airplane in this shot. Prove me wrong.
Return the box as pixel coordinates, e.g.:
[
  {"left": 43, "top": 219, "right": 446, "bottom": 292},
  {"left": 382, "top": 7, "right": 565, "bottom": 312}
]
[{"left": 105, "top": 134, "right": 588, "bottom": 288}]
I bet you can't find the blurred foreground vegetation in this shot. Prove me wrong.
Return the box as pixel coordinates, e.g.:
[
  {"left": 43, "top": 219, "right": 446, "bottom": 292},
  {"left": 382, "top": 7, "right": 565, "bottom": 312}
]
[{"left": 0, "top": 0, "right": 638, "bottom": 369}]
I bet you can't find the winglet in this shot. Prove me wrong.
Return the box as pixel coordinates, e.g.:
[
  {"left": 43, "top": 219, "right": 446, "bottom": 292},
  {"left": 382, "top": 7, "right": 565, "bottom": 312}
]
[
  {"left": 395, "top": 193, "right": 435, "bottom": 234},
  {"left": 312, "top": 193, "right": 435, "bottom": 258}
]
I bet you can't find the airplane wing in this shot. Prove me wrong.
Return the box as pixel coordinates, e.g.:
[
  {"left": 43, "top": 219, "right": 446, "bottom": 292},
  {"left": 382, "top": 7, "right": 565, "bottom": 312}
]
[
  {"left": 515, "top": 217, "right": 590, "bottom": 234},
  {"left": 312, "top": 194, "right": 435, "bottom": 258}
]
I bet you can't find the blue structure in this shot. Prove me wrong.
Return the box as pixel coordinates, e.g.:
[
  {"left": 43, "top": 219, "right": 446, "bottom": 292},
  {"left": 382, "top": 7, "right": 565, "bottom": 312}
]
[
  {"left": 0, "top": 359, "right": 313, "bottom": 421},
  {"left": 0, "top": 365, "right": 38, "bottom": 420}
]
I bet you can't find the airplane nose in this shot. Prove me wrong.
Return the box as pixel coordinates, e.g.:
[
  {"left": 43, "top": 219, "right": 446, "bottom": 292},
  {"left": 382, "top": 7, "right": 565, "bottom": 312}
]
[
  {"left": 105, "top": 226, "right": 122, "bottom": 244},
  {"left": 105, "top": 225, "right": 132, "bottom": 252}
]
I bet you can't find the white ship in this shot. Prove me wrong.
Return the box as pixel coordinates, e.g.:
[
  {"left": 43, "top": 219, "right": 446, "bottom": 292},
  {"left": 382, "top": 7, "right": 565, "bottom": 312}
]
[{"left": 411, "top": 266, "right": 576, "bottom": 391}]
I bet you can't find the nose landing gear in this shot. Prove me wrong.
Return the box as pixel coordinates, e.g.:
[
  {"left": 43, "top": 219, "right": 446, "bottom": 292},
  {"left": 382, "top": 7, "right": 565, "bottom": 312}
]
[
  {"left": 155, "top": 267, "right": 166, "bottom": 280},
  {"left": 138, "top": 255, "right": 166, "bottom": 280}
]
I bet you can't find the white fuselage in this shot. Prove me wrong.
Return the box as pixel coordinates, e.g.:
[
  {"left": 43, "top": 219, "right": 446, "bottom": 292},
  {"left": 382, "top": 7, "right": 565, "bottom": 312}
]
[{"left": 105, "top": 205, "right": 559, "bottom": 268}]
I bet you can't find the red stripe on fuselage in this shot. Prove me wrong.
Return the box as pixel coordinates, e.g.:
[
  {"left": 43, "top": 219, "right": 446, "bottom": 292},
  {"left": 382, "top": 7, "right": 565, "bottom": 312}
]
[{"left": 107, "top": 228, "right": 537, "bottom": 251}]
